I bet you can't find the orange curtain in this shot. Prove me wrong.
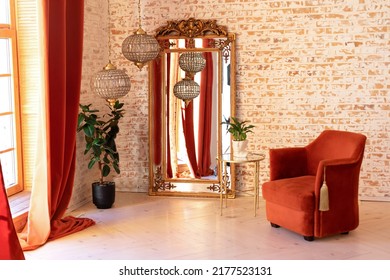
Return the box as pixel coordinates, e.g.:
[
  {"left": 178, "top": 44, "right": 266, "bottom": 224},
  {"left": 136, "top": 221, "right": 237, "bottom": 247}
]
[
  {"left": 19, "top": 0, "right": 94, "bottom": 251},
  {"left": 181, "top": 42, "right": 214, "bottom": 178},
  {"left": 197, "top": 41, "right": 214, "bottom": 176},
  {"left": 0, "top": 162, "right": 25, "bottom": 260},
  {"left": 166, "top": 53, "right": 173, "bottom": 178},
  {"left": 181, "top": 103, "right": 201, "bottom": 178},
  {"left": 152, "top": 58, "right": 162, "bottom": 166}
]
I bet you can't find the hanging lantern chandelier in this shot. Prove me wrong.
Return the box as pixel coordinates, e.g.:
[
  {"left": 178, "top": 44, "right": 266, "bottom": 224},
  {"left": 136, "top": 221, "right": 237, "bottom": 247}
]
[
  {"left": 173, "top": 52, "right": 206, "bottom": 105},
  {"left": 178, "top": 52, "right": 206, "bottom": 77},
  {"left": 91, "top": 61, "right": 131, "bottom": 107},
  {"left": 173, "top": 77, "right": 200, "bottom": 106},
  {"left": 91, "top": 0, "right": 130, "bottom": 106},
  {"left": 122, "top": 0, "right": 160, "bottom": 70}
]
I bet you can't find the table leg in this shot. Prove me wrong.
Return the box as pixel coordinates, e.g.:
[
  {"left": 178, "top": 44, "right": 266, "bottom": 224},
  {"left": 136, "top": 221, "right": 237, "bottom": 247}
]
[
  {"left": 224, "top": 162, "right": 228, "bottom": 208},
  {"left": 254, "top": 161, "right": 260, "bottom": 216},
  {"left": 220, "top": 161, "right": 230, "bottom": 216},
  {"left": 220, "top": 187, "right": 223, "bottom": 216},
  {"left": 220, "top": 161, "right": 225, "bottom": 216}
]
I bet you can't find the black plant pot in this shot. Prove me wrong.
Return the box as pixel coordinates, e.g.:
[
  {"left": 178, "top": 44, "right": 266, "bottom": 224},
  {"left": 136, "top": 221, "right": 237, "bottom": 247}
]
[{"left": 92, "top": 181, "right": 115, "bottom": 209}]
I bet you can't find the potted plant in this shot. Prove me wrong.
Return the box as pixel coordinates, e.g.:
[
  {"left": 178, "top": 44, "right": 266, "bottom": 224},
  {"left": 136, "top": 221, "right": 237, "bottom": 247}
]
[
  {"left": 221, "top": 116, "right": 255, "bottom": 158},
  {"left": 77, "top": 100, "right": 124, "bottom": 209}
]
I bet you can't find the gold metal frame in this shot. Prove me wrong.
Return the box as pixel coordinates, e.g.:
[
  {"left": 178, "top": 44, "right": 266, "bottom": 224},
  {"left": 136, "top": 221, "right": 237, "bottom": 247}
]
[
  {"left": 217, "top": 153, "right": 266, "bottom": 216},
  {"left": 148, "top": 18, "right": 236, "bottom": 197}
]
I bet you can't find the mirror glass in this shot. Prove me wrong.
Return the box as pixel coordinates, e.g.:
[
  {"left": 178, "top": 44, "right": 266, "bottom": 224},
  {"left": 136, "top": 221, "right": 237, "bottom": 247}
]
[{"left": 148, "top": 18, "right": 236, "bottom": 197}]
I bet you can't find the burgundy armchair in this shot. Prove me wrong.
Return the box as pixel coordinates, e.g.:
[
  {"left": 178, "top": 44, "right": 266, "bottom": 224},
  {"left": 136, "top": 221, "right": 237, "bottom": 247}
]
[{"left": 261, "top": 130, "right": 367, "bottom": 241}]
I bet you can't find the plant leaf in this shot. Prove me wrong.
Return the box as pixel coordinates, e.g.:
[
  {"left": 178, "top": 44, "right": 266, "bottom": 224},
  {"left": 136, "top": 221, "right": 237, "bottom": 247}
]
[
  {"left": 77, "top": 114, "right": 85, "bottom": 129},
  {"left": 88, "top": 158, "right": 98, "bottom": 169},
  {"left": 102, "top": 165, "right": 110, "bottom": 177},
  {"left": 113, "top": 162, "right": 120, "bottom": 174},
  {"left": 83, "top": 125, "right": 95, "bottom": 138}
]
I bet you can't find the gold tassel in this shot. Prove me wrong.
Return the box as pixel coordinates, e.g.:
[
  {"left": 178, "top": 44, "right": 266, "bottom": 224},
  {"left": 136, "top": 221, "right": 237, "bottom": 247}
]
[{"left": 319, "top": 166, "right": 329, "bottom": 211}]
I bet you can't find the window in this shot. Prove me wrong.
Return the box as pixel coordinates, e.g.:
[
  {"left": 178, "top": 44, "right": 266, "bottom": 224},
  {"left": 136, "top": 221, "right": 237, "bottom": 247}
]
[
  {"left": 0, "top": 0, "right": 23, "bottom": 196},
  {"left": 1, "top": 0, "right": 40, "bottom": 199}
]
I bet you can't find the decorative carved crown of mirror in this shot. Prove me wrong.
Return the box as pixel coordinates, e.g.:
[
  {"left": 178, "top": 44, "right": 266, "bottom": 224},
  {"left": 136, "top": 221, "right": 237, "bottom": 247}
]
[{"left": 148, "top": 18, "right": 236, "bottom": 197}]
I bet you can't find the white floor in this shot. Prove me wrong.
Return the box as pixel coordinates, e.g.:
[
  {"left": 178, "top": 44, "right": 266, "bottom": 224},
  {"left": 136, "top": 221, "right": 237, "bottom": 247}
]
[{"left": 23, "top": 192, "right": 390, "bottom": 260}]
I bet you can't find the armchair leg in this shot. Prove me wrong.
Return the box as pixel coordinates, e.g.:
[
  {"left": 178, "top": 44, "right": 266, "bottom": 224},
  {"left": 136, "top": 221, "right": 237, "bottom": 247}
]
[
  {"left": 270, "top": 222, "right": 280, "bottom": 228},
  {"left": 303, "top": 236, "right": 314, "bottom": 241}
]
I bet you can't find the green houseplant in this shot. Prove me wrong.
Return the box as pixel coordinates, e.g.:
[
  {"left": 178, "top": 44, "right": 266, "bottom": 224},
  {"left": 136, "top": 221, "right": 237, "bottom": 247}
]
[
  {"left": 77, "top": 100, "right": 124, "bottom": 209},
  {"left": 221, "top": 116, "right": 255, "bottom": 157}
]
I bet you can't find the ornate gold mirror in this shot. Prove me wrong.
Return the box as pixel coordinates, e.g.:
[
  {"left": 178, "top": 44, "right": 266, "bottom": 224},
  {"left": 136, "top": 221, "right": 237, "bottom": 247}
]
[{"left": 148, "top": 18, "right": 236, "bottom": 197}]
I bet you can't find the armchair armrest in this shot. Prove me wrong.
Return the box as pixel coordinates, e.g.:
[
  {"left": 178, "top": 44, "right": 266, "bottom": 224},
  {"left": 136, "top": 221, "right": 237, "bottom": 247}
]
[
  {"left": 314, "top": 157, "right": 363, "bottom": 196},
  {"left": 313, "top": 157, "right": 363, "bottom": 235},
  {"left": 269, "top": 147, "right": 308, "bottom": 180}
]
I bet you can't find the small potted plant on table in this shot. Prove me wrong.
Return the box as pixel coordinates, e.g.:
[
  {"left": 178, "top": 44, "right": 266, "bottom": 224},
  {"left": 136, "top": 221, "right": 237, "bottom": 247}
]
[
  {"left": 221, "top": 116, "right": 255, "bottom": 158},
  {"left": 77, "top": 100, "right": 124, "bottom": 209}
]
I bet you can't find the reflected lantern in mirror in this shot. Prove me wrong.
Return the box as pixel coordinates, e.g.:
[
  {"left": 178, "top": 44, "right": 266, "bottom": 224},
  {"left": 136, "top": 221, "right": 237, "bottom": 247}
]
[
  {"left": 173, "top": 78, "right": 200, "bottom": 104},
  {"left": 179, "top": 52, "right": 206, "bottom": 74},
  {"left": 91, "top": 61, "right": 131, "bottom": 102},
  {"left": 122, "top": 28, "right": 160, "bottom": 70}
]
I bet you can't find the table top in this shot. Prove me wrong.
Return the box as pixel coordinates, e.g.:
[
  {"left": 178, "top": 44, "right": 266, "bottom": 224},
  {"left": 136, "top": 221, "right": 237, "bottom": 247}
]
[{"left": 217, "top": 152, "right": 266, "bottom": 163}]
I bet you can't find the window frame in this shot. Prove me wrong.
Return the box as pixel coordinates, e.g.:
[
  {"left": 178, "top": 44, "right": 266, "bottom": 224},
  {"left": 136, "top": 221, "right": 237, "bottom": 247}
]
[{"left": 0, "top": 0, "right": 24, "bottom": 196}]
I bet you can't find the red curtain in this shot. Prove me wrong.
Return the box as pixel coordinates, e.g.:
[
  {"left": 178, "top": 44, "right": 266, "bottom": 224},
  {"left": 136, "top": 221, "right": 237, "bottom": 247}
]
[
  {"left": 181, "top": 103, "right": 200, "bottom": 178},
  {"left": 0, "top": 162, "right": 25, "bottom": 260},
  {"left": 182, "top": 41, "right": 214, "bottom": 178},
  {"left": 197, "top": 42, "right": 214, "bottom": 176},
  {"left": 152, "top": 58, "right": 162, "bottom": 166},
  {"left": 43, "top": 0, "right": 94, "bottom": 242},
  {"left": 165, "top": 53, "right": 173, "bottom": 178}
]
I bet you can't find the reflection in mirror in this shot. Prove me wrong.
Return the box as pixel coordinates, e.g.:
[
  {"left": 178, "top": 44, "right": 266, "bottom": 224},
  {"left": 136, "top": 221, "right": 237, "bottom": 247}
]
[{"left": 148, "top": 18, "right": 236, "bottom": 197}]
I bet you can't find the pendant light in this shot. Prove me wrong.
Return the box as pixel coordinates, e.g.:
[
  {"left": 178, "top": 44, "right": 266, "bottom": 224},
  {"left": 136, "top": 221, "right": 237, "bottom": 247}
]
[
  {"left": 172, "top": 52, "right": 205, "bottom": 105},
  {"left": 178, "top": 52, "right": 206, "bottom": 78},
  {"left": 91, "top": 61, "right": 131, "bottom": 107},
  {"left": 173, "top": 77, "right": 200, "bottom": 106},
  {"left": 91, "top": 0, "right": 130, "bottom": 107},
  {"left": 122, "top": 0, "right": 160, "bottom": 70}
]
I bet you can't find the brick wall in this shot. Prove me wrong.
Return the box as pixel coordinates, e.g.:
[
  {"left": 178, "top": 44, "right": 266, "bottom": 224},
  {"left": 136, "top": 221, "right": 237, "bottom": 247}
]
[
  {"left": 70, "top": 0, "right": 389, "bottom": 209},
  {"left": 69, "top": 0, "right": 110, "bottom": 210}
]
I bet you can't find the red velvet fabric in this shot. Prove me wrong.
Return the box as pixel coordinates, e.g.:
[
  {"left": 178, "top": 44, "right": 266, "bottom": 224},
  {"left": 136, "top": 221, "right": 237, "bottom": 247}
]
[
  {"left": 197, "top": 47, "right": 214, "bottom": 177},
  {"left": 269, "top": 147, "right": 307, "bottom": 180},
  {"left": 43, "top": 0, "right": 94, "bottom": 241},
  {"left": 166, "top": 53, "right": 173, "bottom": 178},
  {"left": 151, "top": 58, "right": 162, "bottom": 166},
  {"left": 265, "top": 202, "right": 314, "bottom": 237},
  {"left": 0, "top": 162, "right": 25, "bottom": 260},
  {"left": 181, "top": 103, "right": 200, "bottom": 178},
  {"left": 262, "top": 175, "right": 316, "bottom": 212},
  {"left": 262, "top": 130, "right": 367, "bottom": 239}
]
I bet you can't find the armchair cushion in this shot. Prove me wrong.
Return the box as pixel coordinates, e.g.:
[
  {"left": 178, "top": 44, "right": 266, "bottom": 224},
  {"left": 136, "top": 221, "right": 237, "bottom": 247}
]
[{"left": 262, "top": 175, "right": 315, "bottom": 212}]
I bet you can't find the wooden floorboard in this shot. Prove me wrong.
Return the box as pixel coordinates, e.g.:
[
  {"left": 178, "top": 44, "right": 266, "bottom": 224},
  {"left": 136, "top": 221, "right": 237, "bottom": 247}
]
[{"left": 23, "top": 192, "right": 390, "bottom": 260}]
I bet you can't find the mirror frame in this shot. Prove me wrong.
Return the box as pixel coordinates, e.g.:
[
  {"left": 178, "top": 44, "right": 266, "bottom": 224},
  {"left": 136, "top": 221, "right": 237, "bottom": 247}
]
[{"left": 148, "top": 18, "right": 236, "bottom": 197}]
